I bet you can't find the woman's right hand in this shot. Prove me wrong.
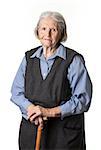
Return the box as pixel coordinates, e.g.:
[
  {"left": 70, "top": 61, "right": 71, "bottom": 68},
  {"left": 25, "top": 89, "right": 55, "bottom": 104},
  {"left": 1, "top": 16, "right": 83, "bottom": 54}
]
[
  {"left": 33, "top": 116, "right": 43, "bottom": 128},
  {"left": 27, "top": 104, "right": 43, "bottom": 128}
]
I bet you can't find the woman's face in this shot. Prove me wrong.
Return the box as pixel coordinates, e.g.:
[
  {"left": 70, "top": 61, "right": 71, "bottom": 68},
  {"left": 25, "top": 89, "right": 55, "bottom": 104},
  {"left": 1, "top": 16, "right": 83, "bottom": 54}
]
[{"left": 38, "top": 17, "right": 60, "bottom": 49}]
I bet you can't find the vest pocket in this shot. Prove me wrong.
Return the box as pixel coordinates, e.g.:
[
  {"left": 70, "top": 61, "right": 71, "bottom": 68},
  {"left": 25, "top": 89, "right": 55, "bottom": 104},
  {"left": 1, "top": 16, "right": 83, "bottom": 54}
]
[{"left": 63, "top": 113, "right": 84, "bottom": 130}]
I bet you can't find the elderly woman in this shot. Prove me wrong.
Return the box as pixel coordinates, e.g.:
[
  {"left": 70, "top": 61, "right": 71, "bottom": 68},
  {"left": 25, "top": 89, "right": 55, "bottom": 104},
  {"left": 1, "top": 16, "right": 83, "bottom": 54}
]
[{"left": 11, "top": 11, "right": 92, "bottom": 150}]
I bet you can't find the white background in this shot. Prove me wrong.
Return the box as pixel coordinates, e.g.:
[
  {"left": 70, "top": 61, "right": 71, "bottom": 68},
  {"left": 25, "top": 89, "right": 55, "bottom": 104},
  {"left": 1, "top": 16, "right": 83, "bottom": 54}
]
[{"left": 0, "top": 0, "right": 101, "bottom": 149}]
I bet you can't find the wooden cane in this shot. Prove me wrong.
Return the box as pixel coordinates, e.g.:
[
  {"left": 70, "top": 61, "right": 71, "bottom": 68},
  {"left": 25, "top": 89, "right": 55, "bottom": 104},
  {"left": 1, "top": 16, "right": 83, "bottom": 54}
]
[
  {"left": 35, "top": 126, "right": 42, "bottom": 150},
  {"left": 35, "top": 117, "right": 47, "bottom": 150}
]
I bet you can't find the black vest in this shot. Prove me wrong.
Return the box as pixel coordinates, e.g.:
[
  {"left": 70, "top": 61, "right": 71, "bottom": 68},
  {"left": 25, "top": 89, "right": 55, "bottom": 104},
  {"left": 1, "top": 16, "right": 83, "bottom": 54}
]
[
  {"left": 25, "top": 46, "right": 82, "bottom": 107},
  {"left": 20, "top": 46, "right": 86, "bottom": 150}
]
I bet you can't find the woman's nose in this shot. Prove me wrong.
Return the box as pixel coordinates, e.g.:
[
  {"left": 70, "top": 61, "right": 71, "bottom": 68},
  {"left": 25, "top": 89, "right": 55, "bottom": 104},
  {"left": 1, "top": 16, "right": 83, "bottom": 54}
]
[{"left": 46, "top": 29, "right": 51, "bottom": 36}]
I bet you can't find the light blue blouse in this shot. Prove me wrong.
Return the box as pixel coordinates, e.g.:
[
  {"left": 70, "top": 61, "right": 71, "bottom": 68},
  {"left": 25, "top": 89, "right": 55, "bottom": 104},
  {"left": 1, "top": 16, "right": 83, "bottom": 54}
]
[{"left": 11, "top": 44, "right": 92, "bottom": 119}]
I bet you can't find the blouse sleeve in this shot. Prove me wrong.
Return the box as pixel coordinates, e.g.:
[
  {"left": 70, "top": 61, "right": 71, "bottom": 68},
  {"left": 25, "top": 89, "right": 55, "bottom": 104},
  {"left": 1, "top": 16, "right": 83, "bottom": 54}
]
[{"left": 59, "top": 55, "right": 92, "bottom": 119}]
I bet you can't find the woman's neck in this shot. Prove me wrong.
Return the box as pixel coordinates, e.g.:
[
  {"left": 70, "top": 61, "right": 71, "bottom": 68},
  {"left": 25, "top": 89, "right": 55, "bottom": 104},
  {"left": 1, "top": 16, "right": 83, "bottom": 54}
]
[
  {"left": 43, "top": 44, "right": 59, "bottom": 59},
  {"left": 43, "top": 47, "right": 56, "bottom": 58}
]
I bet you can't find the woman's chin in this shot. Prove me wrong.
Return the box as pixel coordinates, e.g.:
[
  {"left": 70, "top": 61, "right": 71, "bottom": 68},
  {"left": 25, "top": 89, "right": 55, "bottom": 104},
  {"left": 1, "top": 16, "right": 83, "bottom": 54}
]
[{"left": 43, "top": 43, "right": 53, "bottom": 48}]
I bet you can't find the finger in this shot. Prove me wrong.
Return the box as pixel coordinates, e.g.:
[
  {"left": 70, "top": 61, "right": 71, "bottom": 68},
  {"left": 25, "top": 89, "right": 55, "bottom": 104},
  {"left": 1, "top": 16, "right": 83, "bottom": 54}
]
[
  {"left": 29, "top": 113, "right": 40, "bottom": 122},
  {"left": 27, "top": 106, "right": 42, "bottom": 119},
  {"left": 27, "top": 109, "right": 34, "bottom": 118},
  {"left": 29, "top": 117, "right": 38, "bottom": 125},
  {"left": 34, "top": 118, "right": 39, "bottom": 125},
  {"left": 27, "top": 112, "right": 35, "bottom": 119},
  {"left": 38, "top": 117, "right": 43, "bottom": 128},
  {"left": 28, "top": 109, "right": 40, "bottom": 119}
]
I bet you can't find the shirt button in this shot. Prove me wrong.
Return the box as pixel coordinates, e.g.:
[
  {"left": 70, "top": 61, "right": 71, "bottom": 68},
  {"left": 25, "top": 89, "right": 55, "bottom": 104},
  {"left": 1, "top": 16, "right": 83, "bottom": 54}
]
[{"left": 43, "top": 73, "right": 46, "bottom": 76}]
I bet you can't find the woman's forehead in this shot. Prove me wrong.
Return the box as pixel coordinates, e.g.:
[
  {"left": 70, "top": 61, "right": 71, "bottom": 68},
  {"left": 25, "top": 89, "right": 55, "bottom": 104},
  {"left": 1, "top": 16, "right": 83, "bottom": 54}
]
[{"left": 39, "top": 17, "right": 58, "bottom": 27}]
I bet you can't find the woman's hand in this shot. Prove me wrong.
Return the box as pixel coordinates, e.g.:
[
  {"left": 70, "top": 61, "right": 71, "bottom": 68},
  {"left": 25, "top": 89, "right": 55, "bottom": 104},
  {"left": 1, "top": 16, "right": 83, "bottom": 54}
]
[
  {"left": 27, "top": 104, "right": 61, "bottom": 125},
  {"left": 27, "top": 104, "right": 42, "bottom": 119},
  {"left": 31, "top": 116, "right": 43, "bottom": 128},
  {"left": 27, "top": 104, "right": 61, "bottom": 118},
  {"left": 27, "top": 104, "right": 44, "bottom": 127},
  {"left": 39, "top": 106, "right": 61, "bottom": 118}
]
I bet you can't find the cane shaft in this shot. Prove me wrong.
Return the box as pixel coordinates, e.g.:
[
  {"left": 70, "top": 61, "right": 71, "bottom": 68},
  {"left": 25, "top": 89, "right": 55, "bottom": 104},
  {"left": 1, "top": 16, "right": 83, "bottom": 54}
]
[{"left": 35, "top": 126, "right": 42, "bottom": 150}]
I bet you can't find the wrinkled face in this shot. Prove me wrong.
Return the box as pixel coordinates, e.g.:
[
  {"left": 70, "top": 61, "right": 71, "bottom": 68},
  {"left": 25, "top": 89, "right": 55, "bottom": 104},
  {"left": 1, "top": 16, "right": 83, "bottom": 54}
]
[{"left": 38, "top": 17, "right": 60, "bottom": 49}]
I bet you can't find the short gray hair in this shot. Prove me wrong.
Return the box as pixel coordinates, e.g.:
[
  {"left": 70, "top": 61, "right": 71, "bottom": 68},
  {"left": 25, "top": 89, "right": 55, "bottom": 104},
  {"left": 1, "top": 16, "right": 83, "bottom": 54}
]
[{"left": 35, "top": 11, "right": 67, "bottom": 42}]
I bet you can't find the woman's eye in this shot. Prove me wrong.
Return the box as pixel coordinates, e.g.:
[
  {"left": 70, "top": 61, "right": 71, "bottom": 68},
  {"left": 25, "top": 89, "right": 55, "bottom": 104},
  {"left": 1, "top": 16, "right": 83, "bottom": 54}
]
[
  {"left": 42, "top": 27, "right": 46, "bottom": 30},
  {"left": 52, "top": 28, "right": 56, "bottom": 32}
]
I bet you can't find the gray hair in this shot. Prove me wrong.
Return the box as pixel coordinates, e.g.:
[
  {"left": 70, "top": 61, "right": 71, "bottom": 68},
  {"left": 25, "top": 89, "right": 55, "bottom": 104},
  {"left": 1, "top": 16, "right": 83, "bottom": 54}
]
[{"left": 35, "top": 11, "right": 67, "bottom": 42}]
